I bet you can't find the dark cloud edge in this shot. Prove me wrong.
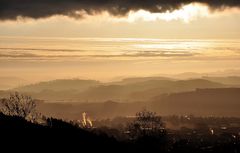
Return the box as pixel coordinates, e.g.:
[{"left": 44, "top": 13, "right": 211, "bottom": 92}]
[{"left": 0, "top": 0, "right": 240, "bottom": 20}]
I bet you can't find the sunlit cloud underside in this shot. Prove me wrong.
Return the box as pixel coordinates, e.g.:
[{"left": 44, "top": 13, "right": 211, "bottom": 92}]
[
  {"left": 4, "top": 3, "right": 240, "bottom": 23},
  {"left": 110, "top": 3, "right": 211, "bottom": 23},
  {"left": 93, "top": 3, "right": 240, "bottom": 23}
]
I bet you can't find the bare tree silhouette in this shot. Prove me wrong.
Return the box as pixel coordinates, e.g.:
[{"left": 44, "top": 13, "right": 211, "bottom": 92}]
[
  {"left": 128, "top": 109, "right": 166, "bottom": 140},
  {"left": 1, "top": 92, "right": 37, "bottom": 120}
]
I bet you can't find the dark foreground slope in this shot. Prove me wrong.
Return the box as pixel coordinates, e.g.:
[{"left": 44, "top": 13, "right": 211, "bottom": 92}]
[
  {"left": 0, "top": 113, "right": 121, "bottom": 152},
  {"left": 0, "top": 112, "right": 239, "bottom": 153}
]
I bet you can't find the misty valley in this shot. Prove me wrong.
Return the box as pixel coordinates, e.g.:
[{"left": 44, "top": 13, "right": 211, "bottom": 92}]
[
  {"left": 1, "top": 76, "right": 240, "bottom": 118},
  {"left": 0, "top": 76, "right": 240, "bottom": 152}
]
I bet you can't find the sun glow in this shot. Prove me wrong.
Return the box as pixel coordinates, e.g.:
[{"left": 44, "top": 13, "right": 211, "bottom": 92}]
[{"left": 126, "top": 3, "right": 210, "bottom": 23}]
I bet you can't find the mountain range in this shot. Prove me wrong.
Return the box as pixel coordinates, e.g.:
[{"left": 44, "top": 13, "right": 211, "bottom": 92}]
[
  {"left": 2, "top": 77, "right": 232, "bottom": 102},
  {"left": 0, "top": 76, "right": 240, "bottom": 118}
]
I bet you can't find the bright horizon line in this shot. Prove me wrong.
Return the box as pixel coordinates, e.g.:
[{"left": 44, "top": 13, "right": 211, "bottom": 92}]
[{"left": 1, "top": 35, "right": 240, "bottom": 40}]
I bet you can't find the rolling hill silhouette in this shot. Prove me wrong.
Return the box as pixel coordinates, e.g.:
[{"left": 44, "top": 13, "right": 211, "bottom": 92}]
[
  {"left": 152, "top": 88, "right": 240, "bottom": 116},
  {"left": 10, "top": 78, "right": 226, "bottom": 102},
  {"left": 202, "top": 76, "right": 240, "bottom": 86},
  {"left": 27, "top": 88, "right": 240, "bottom": 119},
  {"left": 14, "top": 79, "right": 101, "bottom": 92}
]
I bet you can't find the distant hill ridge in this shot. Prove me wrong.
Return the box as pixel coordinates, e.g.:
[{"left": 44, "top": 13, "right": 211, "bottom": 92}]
[
  {"left": 152, "top": 88, "right": 240, "bottom": 116},
  {"left": 14, "top": 79, "right": 101, "bottom": 92},
  {"left": 6, "top": 78, "right": 227, "bottom": 102}
]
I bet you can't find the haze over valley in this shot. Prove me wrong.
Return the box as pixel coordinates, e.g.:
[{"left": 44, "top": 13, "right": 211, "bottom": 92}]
[{"left": 1, "top": 74, "right": 240, "bottom": 119}]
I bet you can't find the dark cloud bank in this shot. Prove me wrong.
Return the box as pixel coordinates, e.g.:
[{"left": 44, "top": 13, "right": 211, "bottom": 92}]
[{"left": 0, "top": 0, "right": 240, "bottom": 20}]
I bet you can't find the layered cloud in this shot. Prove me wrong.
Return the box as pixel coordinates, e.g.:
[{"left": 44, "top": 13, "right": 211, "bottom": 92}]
[
  {"left": 0, "top": 0, "right": 240, "bottom": 20},
  {"left": 0, "top": 49, "right": 197, "bottom": 60}
]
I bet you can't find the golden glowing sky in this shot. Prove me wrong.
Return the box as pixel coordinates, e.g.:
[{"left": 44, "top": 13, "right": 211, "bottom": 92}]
[{"left": 0, "top": 3, "right": 240, "bottom": 86}]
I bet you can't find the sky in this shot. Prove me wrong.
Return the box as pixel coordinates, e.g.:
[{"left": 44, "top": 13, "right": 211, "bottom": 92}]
[
  {"left": 0, "top": 1, "right": 240, "bottom": 39},
  {"left": 0, "top": 1, "right": 240, "bottom": 87}
]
